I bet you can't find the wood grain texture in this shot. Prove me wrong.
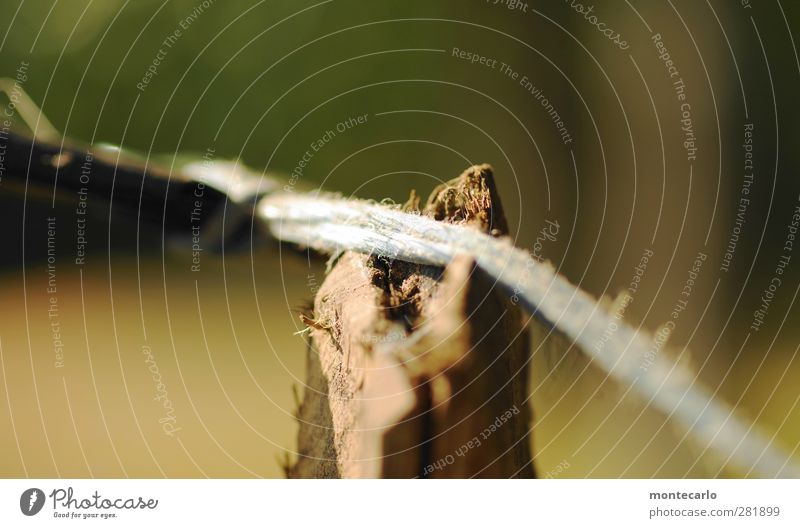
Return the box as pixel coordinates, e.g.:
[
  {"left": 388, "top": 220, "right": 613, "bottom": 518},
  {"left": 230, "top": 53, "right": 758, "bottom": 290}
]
[{"left": 290, "top": 165, "right": 534, "bottom": 478}]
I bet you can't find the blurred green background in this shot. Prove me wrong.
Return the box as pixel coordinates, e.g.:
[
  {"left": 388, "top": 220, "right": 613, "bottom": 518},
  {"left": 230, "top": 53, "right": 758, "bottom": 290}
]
[{"left": 1, "top": 0, "right": 799, "bottom": 477}]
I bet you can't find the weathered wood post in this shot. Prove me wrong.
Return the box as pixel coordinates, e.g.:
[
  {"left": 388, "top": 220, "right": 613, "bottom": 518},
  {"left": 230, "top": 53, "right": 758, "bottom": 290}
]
[{"left": 290, "top": 165, "right": 535, "bottom": 478}]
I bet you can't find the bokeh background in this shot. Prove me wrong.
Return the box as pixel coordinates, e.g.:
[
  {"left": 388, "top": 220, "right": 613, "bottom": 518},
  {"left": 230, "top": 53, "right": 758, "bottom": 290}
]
[{"left": 1, "top": 0, "right": 799, "bottom": 477}]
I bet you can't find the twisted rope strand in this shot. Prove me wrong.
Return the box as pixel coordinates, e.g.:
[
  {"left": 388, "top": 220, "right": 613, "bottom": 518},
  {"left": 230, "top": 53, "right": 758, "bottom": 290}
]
[{"left": 260, "top": 191, "right": 800, "bottom": 478}]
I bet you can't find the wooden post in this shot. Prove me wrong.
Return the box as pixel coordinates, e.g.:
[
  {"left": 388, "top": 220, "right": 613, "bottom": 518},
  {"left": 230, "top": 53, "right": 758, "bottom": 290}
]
[{"left": 290, "top": 165, "right": 534, "bottom": 478}]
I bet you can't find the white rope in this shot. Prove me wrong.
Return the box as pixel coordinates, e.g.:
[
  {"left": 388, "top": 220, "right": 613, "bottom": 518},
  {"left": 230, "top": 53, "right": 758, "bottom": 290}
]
[{"left": 259, "top": 191, "right": 800, "bottom": 478}]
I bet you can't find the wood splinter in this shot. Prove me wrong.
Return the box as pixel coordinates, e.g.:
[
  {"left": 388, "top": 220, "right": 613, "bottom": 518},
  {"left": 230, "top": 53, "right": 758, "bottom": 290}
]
[{"left": 289, "top": 165, "right": 534, "bottom": 478}]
